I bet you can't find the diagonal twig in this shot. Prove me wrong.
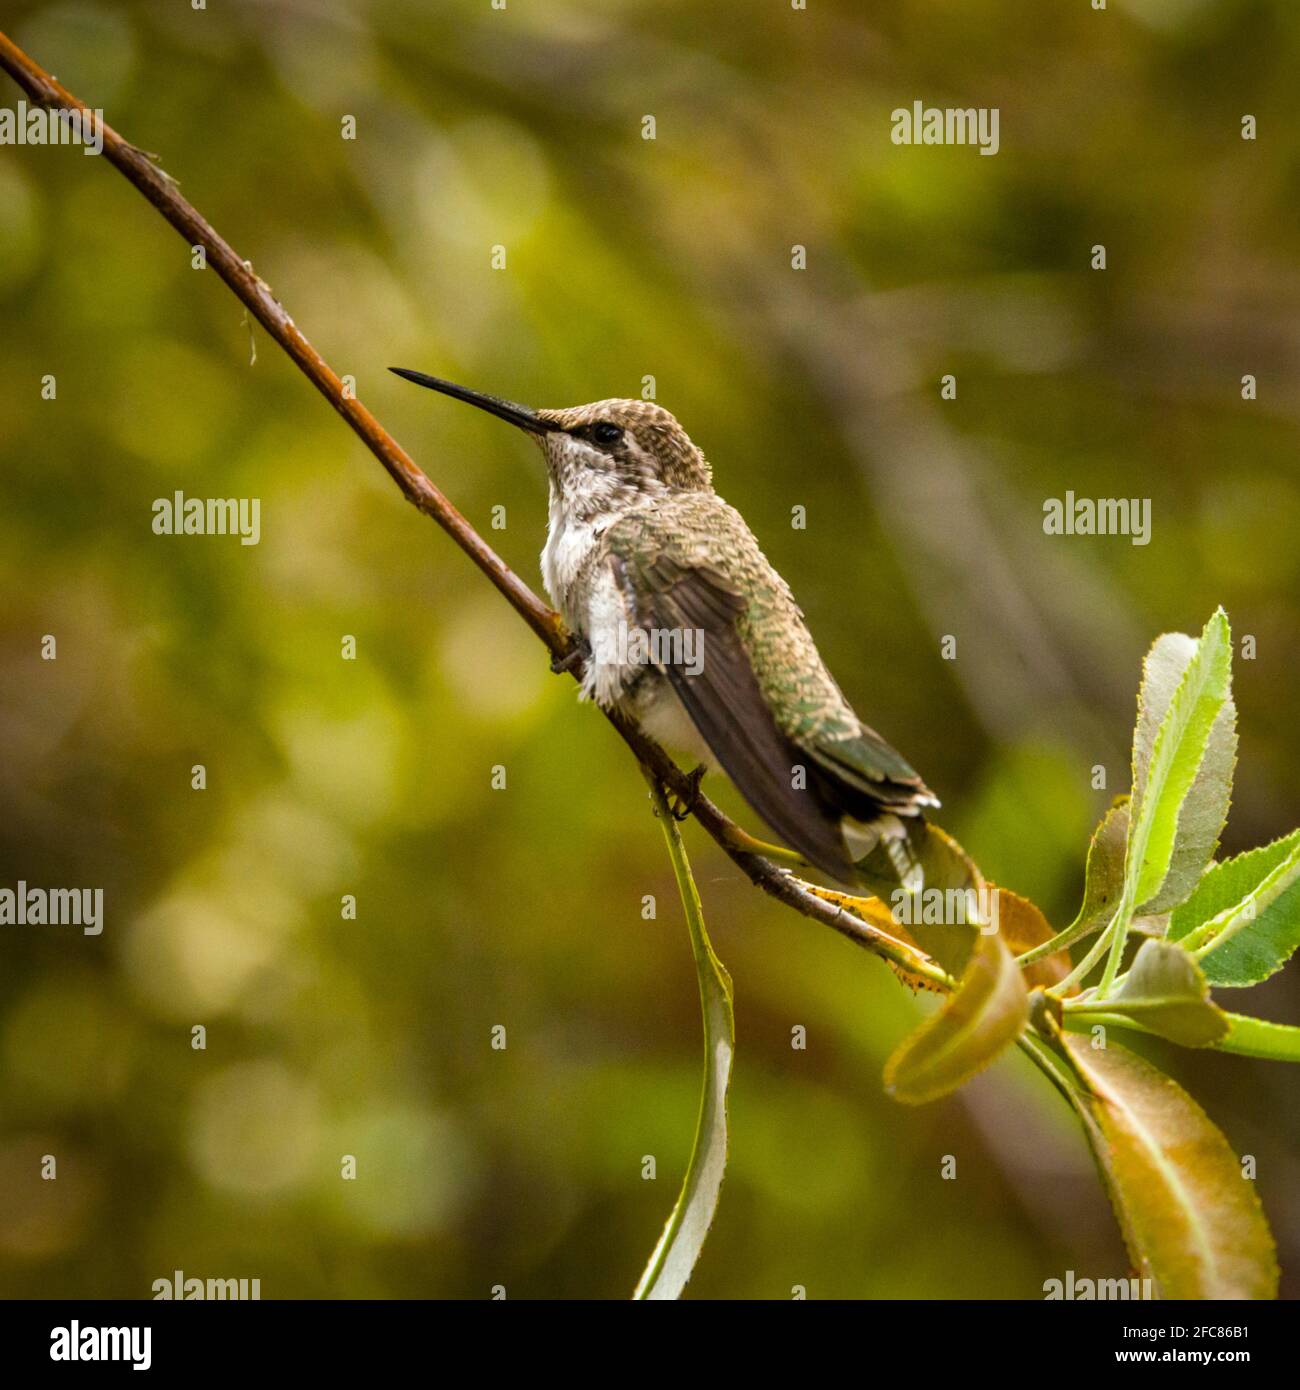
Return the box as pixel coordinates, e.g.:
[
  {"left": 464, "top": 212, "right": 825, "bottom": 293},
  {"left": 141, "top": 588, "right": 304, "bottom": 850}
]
[{"left": 0, "top": 29, "right": 939, "bottom": 982}]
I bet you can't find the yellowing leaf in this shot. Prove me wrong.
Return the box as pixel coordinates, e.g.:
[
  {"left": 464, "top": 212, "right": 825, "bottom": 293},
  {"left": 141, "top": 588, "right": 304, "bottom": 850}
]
[
  {"left": 1059, "top": 1034, "right": 1277, "bottom": 1299},
  {"left": 877, "top": 823, "right": 986, "bottom": 978},
  {"left": 994, "top": 886, "right": 1074, "bottom": 991},
  {"left": 884, "top": 932, "right": 1028, "bottom": 1105},
  {"left": 802, "top": 885, "right": 946, "bottom": 992}
]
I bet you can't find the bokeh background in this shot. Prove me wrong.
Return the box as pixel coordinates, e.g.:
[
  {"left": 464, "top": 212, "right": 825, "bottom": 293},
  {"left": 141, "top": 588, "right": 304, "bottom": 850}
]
[{"left": 1, "top": 0, "right": 1298, "bottom": 1299}]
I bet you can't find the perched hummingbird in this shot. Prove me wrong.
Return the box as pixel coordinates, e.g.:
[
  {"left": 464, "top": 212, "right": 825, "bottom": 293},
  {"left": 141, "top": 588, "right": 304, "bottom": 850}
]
[{"left": 392, "top": 369, "right": 938, "bottom": 887}]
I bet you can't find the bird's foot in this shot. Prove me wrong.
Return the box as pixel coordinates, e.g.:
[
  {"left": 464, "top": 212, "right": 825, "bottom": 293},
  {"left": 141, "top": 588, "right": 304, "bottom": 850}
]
[
  {"left": 550, "top": 635, "right": 591, "bottom": 678},
  {"left": 668, "top": 764, "right": 707, "bottom": 821}
]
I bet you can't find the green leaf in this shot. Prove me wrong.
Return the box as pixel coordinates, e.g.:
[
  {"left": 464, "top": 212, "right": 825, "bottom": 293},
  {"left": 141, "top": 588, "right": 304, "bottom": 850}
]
[
  {"left": 1100, "top": 939, "right": 1228, "bottom": 1046},
  {"left": 635, "top": 785, "right": 734, "bottom": 1301},
  {"left": 1058, "top": 1034, "right": 1278, "bottom": 1299},
  {"left": 1014, "top": 800, "right": 1130, "bottom": 971},
  {"left": 1132, "top": 634, "right": 1195, "bottom": 811},
  {"left": 1128, "top": 632, "right": 1237, "bottom": 915},
  {"left": 1214, "top": 1013, "right": 1300, "bottom": 1063},
  {"left": 1131, "top": 911, "right": 1171, "bottom": 937},
  {"left": 1143, "top": 703, "right": 1236, "bottom": 913},
  {"left": 884, "top": 932, "right": 1028, "bottom": 1104},
  {"left": 1169, "top": 830, "right": 1300, "bottom": 941},
  {"left": 1167, "top": 829, "right": 1300, "bottom": 987},
  {"left": 1071, "top": 798, "right": 1130, "bottom": 940},
  {"left": 1127, "top": 612, "right": 1234, "bottom": 911}
]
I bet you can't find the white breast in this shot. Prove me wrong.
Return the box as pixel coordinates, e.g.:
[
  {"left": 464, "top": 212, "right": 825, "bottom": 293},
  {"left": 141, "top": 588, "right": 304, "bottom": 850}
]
[
  {"left": 542, "top": 498, "right": 716, "bottom": 768},
  {"left": 541, "top": 495, "right": 601, "bottom": 626}
]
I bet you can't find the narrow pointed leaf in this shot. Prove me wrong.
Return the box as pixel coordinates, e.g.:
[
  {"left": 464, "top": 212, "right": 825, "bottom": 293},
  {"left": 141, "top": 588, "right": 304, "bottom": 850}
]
[
  {"left": 1060, "top": 1034, "right": 1278, "bottom": 1299},
  {"left": 1103, "top": 939, "right": 1227, "bottom": 1046},
  {"left": 1128, "top": 629, "right": 1237, "bottom": 914},
  {"left": 1168, "top": 830, "right": 1300, "bottom": 987},
  {"left": 884, "top": 932, "right": 1028, "bottom": 1104},
  {"left": 1197, "top": 861, "right": 1300, "bottom": 986},
  {"left": 1071, "top": 798, "right": 1130, "bottom": 940},
  {"left": 1132, "top": 634, "right": 1196, "bottom": 812},
  {"left": 1213, "top": 1013, "right": 1300, "bottom": 1063},
  {"left": 1169, "top": 829, "right": 1300, "bottom": 941},
  {"left": 1142, "top": 702, "right": 1236, "bottom": 912},
  {"left": 1127, "top": 611, "right": 1233, "bottom": 910},
  {"left": 1016, "top": 801, "right": 1131, "bottom": 970},
  {"left": 635, "top": 789, "right": 734, "bottom": 1301}
]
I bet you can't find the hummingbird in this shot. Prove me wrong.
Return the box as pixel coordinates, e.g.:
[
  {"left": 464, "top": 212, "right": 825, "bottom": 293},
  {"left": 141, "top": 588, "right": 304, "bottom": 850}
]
[{"left": 391, "top": 369, "right": 938, "bottom": 888}]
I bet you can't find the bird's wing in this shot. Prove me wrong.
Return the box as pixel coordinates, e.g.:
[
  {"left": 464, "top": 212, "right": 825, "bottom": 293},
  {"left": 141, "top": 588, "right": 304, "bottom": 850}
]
[
  {"left": 621, "top": 548, "right": 857, "bottom": 878},
  {"left": 607, "top": 497, "right": 935, "bottom": 881}
]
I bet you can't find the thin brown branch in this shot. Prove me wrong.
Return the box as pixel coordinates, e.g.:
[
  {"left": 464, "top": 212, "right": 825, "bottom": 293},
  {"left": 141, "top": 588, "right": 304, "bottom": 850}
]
[{"left": 0, "top": 29, "right": 930, "bottom": 979}]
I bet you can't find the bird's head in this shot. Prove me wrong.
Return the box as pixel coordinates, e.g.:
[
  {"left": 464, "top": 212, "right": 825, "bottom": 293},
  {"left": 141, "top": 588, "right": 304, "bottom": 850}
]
[{"left": 390, "top": 370, "right": 712, "bottom": 516}]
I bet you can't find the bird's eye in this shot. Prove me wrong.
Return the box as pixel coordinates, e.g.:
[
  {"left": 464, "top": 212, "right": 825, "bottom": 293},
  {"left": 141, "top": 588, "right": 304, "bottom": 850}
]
[{"left": 592, "top": 422, "right": 623, "bottom": 446}]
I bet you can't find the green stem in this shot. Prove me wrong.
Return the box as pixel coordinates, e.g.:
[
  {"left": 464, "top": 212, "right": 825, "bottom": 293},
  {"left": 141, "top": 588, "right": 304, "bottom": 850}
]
[
  {"left": 720, "top": 824, "right": 811, "bottom": 869},
  {"left": 1060, "top": 1007, "right": 1158, "bottom": 1037},
  {"left": 1016, "top": 1029, "right": 1079, "bottom": 1104},
  {"left": 634, "top": 779, "right": 735, "bottom": 1301},
  {"left": 1055, "top": 903, "right": 1123, "bottom": 994},
  {"left": 1212, "top": 1013, "right": 1300, "bottom": 1063},
  {"left": 1015, "top": 908, "right": 1099, "bottom": 967},
  {"left": 1061, "top": 1007, "right": 1300, "bottom": 1064},
  {"left": 1096, "top": 885, "right": 1136, "bottom": 996}
]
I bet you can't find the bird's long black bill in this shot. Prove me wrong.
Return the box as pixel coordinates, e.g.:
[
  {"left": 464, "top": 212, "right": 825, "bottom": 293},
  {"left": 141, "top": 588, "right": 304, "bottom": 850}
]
[{"left": 388, "top": 368, "right": 558, "bottom": 435}]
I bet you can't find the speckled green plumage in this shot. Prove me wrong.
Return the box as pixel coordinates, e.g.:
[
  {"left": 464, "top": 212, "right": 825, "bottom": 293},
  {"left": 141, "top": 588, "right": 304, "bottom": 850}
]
[{"left": 602, "top": 491, "right": 926, "bottom": 795}]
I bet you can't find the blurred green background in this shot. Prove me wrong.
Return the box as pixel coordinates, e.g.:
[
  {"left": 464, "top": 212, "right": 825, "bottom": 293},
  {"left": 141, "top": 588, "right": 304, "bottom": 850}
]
[{"left": 1, "top": 0, "right": 1298, "bottom": 1299}]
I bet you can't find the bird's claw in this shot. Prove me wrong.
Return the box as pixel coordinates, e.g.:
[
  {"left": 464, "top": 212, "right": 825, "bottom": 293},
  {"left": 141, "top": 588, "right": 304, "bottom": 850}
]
[
  {"left": 667, "top": 764, "right": 707, "bottom": 821},
  {"left": 550, "top": 636, "right": 591, "bottom": 677}
]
